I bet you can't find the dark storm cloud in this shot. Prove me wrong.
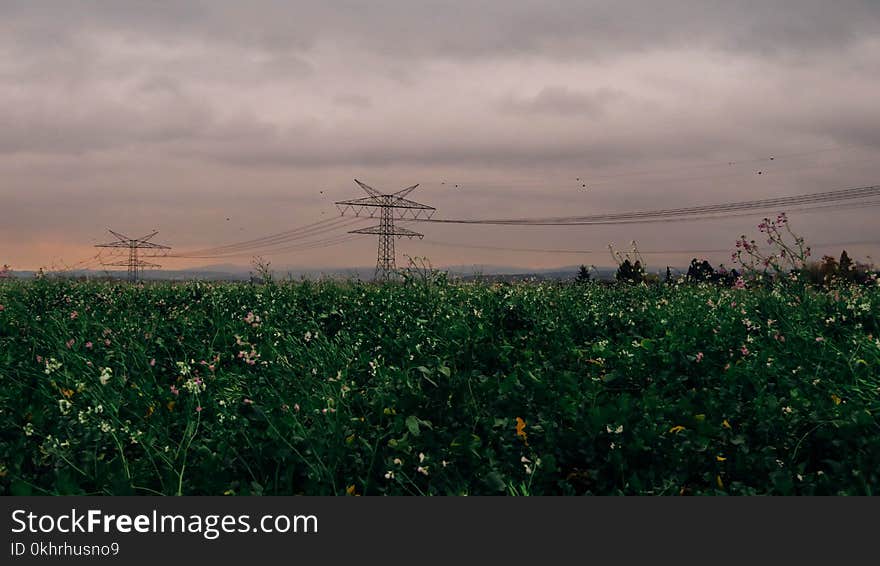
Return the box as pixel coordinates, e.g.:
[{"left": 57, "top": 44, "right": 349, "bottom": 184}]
[{"left": 2, "top": 1, "right": 879, "bottom": 60}]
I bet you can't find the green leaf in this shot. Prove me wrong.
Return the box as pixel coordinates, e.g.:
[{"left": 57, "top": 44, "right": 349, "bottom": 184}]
[
  {"left": 405, "top": 415, "right": 420, "bottom": 436},
  {"left": 484, "top": 471, "right": 507, "bottom": 492}
]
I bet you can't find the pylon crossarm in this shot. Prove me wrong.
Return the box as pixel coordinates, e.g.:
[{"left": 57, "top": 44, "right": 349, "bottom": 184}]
[
  {"left": 354, "top": 179, "right": 383, "bottom": 199},
  {"left": 392, "top": 183, "right": 419, "bottom": 198},
  {"left": 390, "top": 196, "right": 434, "bottom": 210},
  {"left": 336, "top": 196, "right": 385, "bottom": 207},
  {"left": 107, "top": 229, "right": 131, "bottom": 242},
  {"left": 131, "top": 241, "right": 171, "bottom": 249}
]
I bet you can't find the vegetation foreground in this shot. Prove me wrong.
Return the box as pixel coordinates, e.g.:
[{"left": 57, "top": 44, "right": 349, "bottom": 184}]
[{"left": 1, "top": 277, "right": 878, "bottom": 495}]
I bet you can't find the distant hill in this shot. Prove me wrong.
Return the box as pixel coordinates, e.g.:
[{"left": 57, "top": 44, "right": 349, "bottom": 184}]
[{"left": 5, "top": 264, "right": 684, "bottom": 282}]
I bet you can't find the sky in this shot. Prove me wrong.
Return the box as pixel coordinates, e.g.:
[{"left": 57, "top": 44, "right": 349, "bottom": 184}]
[{"left": 1, "top": 0, "right": 879, "bottom": 273}]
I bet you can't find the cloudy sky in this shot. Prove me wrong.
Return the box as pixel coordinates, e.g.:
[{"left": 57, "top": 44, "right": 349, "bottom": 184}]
[{"left": 2, "top": 0, "right": 879, "bottom": 272}]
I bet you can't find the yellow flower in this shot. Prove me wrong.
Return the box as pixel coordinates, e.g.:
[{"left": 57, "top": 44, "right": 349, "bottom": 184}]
[
  {"left": 515, "top": 417, "right": 528, "bottom": 445},
  {"left": 345, "top": 434, "right": 355, "bottom": 444},
  {"left": 716, "top": 455, "right": 727, "bottom": 462},
  {"left": 669, "top": 425, "right": 686, "bottom": 434},
  {"left": 346, "top": 484, "right": 357, "bottom": 496},
  {"left": 716, "top": 475, "right": 724, "bottom": 489},
  {"left": 831, "top": 394, "right": 842, "bottom": 405},
  {"left": 59, "top": 388, "right": 74, "bottom": 399},
  {"left": 722, "top": 419, "right": 732, "bottom": 430},
  {"left": 694, "top": 414, "right": 706, "bottom": 422}
]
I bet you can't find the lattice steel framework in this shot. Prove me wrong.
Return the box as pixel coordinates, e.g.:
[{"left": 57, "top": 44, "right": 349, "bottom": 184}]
[
  {"left": 95, "top": 230, "right": 171, "bottom": 282},
  {"left": 335, "top": 179, "right": 435, "bottom": 280}
]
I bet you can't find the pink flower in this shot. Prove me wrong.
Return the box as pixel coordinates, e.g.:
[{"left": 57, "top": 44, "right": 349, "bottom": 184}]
[
  {"left": 281, "top": 404, "right": 289, "bottom": 412},
  {"left": 36, "top": 355, "right": 43, "bottom": 363},
  {"left": 70, "top": 311, "right": 78, "bottom": 320},
  {"left": 170, "top": 385, "right": 179, "bottom": 396},
  {"left": 815, "top": 337, "right": 824, "bottom": 342},
  {"left": 0, "top": 304, "right": 5, "bottom": 311},
  {"left": 85, "top": 341, "right": 93, "bottom": 349},
  {"left": 104, "top": 339, "right": 111, "bottom": 346},
  {"left": 695, "top": 352, "right": 704, "bottom": 363},
  {"left": 196, "top": 406, "right": 203, "bottom": 413},
  {"left": 66, "top": 339, "right": 75, "bottom": 349},
  {"left": 740, "top": 346, "right": 749, "bottom": 356},
  {"left": 149, "top": 358, "right": 156, "bottom": 367},
  {"left": 734, "top": 277, "right": 746, "bottom": 290},
  {"left": 243, "top": 398, "right": 254, "bottom": 405},
  {"left": 724, "top": 363, "right": 731, "bottom": 371},
  {"left": 86, "top": 361, "right": 93, "bottom": 367},
  {"left": 294, "top": 403, "right": 300, "bottom": 412}
]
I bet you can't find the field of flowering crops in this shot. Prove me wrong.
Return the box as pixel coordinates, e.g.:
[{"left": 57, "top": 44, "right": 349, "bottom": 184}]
[{"left": 1, "top": 277, "right": 878, "bottom": 495}]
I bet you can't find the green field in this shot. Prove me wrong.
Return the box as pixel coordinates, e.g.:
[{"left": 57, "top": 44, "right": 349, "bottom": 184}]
[{"left": 1, "top": 277, "right": 879, "bottom": 495}]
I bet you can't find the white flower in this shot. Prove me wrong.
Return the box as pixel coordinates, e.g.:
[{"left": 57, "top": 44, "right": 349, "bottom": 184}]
[
  {"left": 24, "top": 423, "right": 35, "bottom": 437},
  {"left": 417, "top": 466, "right": 429, "bottom": 476},
  {"left": 393, "top": 458, "right": 402, "bottom": 466},
  {"left": 43, "top": 357, "right": 62, "bottom": 375},
  {"left": 99, "top": 367, "right": 112, "bottom": 385},
  {"left": 304, "top": 331, "right": 312, "bottom": 342},
  {"left": 418, "top": 452, "right": 426, "bottom": 463},
  {"left": 384, "top": 471, "right": 395, "bottom": 479},
  {"left": 58, "top": 399, "right": 72, "bottom": 415}
]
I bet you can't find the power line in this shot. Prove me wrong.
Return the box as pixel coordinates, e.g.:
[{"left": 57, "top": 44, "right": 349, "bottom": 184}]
[
  {"left": 418, "top": 184, "right": 880, "bottom": 226},
  {"left": 174, "top": 233, "right": 370, "bottom": 259},
  {"left": 169, "top": 217, "right": 366, "bottom": 258},
  {"left": 171, "top": 216, "right": 354, "bottom": 257},
  {"left": 420, "top": 238, "right": 880, "bottom": 256}
]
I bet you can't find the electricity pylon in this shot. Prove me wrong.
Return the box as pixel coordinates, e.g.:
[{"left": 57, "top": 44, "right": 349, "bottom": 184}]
[
  {"left": 95, "top": 230, "right": 171, "bottom": 282},
  {"left": 335, "top": 179, "right": 435, "bottom": 280}
]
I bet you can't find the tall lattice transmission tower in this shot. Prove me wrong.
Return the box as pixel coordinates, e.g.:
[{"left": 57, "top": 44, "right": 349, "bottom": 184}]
[
  {"left": 95, "top": 230, "right": 171, "bottom": 282},
  {"left": 336, "top": 179, "right": 435, "bottom": 280}
]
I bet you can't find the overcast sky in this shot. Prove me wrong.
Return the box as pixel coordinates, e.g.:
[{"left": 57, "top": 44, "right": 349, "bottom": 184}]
[{"left": 2, "top": 0, "right": 879, "bottom": 272}]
